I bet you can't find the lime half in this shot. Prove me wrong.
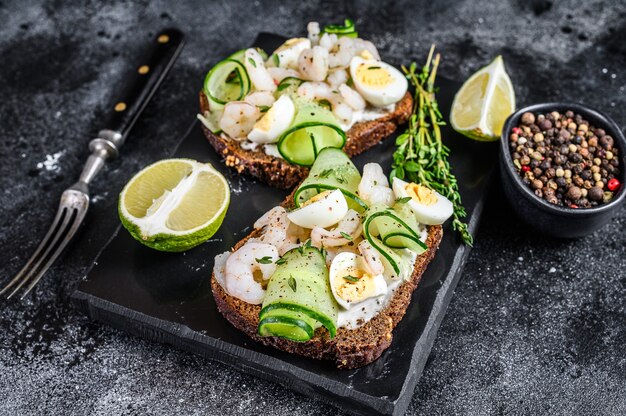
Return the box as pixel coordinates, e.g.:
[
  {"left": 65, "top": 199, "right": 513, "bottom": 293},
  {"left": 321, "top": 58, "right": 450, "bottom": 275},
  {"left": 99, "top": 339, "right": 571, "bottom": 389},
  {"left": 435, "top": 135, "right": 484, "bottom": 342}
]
[
  {"left": 450, "top": 56, "right": 515, "bottom": 142},
  {"left": 119, "top": 158, "right": 230, "bottom": 252}
]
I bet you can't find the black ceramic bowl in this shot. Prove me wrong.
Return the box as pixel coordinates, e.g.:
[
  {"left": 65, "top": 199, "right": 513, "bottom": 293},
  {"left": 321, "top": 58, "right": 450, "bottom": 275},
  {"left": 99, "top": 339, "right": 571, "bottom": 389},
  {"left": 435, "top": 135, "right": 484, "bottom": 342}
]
[{"left": 499, "top": 102, "right": 626, "bottom": 238}]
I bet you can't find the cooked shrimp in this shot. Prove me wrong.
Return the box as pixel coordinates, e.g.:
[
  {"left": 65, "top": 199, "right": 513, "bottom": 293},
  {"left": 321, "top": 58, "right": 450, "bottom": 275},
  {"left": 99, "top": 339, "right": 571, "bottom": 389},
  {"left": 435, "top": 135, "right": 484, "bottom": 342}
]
[
  {"left": 328, "top": 36, "right": 356, "bottom": 68},
  {"left": 219, "top": 101, "right": 260, "bottom": 139},
  {"left": 323, "top": 239, "right": 361, "bottom": 266},
  {"left": 307, "top": 21, "right": 320, "bottom": 45},
  {"left": 222, "top": 242, "right": 279, "bottom": 304},
  {"left": 318, "top": 32, "right": 338, "bottom": 51},
  {"left": 297, "top": 81, "right": 332, "bottom": 101},
  {"left": 244, "top": 91, "right": 276, "bottom": 108},
  {"left": 297, "top": 82, "right": 353, "bottom": 125},
  {"left": 358, "top": 163, "right": 395, "bottom": 206},
  {"left": 213, "top": 251, "right": 231, "bottom": 292},
  {"left": 311, "top": 209, "right": 362, "bottom": 247},
  {"left": 267, "top": 67, "right": 300, "bottom": 83},
  {"left": 244, "top": 48, "right": 276, "bottom": 92},
  {"left": 339, "top": 83, "right": 366, "bottom": 111},
  {"left": 327, "top": 68, "right": 349, "bottom": 87},
  {"left": 358, "top": 240, "right": 385, "bottom": 275},
  {"left": 353, "top": 38, "right": 380, "bottom": 60},
  {"left": 331, "top": 97, "right": 353, "bottom": 125},
  {"left": 254, "top": 206, "right": 300, "bottom": 255},
  {"left": 298, "top": 46, "right": 329, "bottom": 82}
]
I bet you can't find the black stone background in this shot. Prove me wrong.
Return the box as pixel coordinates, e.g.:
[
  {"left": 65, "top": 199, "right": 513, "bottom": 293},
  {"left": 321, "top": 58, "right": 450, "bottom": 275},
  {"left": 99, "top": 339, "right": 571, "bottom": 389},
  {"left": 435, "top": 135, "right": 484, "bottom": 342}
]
[{"left": 0, "top": 0, "right": 624, "bottom": 414}]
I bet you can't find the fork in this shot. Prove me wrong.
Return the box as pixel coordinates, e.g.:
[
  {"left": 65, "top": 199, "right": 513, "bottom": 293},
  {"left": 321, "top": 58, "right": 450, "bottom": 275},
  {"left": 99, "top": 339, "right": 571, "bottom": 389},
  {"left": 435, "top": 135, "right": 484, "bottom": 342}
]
[{"left": 1, "top": 28, "right": 185, "bottom": 299}]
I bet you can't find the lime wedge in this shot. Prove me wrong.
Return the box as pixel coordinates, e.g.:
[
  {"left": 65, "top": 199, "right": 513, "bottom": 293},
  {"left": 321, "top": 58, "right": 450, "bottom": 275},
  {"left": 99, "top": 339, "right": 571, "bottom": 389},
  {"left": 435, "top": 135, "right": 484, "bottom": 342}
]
[
  {"left": 450, "top": 56, "right": 515, "bottom": 142},
  {"left": 118, "top": 158, "right": 230, "bottom": 252}
]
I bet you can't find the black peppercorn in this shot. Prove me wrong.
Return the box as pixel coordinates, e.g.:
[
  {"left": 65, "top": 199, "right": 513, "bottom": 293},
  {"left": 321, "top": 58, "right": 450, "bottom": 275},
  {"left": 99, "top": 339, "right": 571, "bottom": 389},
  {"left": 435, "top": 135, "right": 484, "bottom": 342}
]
[{"left": 589, "top": 187, "right": 603, "bottom": 201}]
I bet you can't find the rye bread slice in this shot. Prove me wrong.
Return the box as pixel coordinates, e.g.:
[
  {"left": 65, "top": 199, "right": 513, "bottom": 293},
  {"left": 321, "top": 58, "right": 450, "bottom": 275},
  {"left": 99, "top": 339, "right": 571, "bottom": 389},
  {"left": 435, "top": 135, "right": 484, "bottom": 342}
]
[
  {"left": 211, "top": 193, "right": 443, "bottom": 369},
  {"left": 199, "top": 91, "right": 413, "bottom": 189}
]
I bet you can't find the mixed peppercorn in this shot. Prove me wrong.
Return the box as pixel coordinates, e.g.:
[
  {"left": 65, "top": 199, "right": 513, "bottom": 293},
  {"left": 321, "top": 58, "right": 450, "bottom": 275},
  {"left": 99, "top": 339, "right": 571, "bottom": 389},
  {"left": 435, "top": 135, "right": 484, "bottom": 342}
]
[{"left": 509, "top": 110, "right": 621, "bottom": 208}]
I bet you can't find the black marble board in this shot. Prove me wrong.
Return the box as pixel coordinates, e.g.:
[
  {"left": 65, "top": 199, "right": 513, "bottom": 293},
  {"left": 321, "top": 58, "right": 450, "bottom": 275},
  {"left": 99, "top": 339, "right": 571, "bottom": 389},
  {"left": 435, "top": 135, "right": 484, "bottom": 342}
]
[{"left": 72, "top": 33, "right": 497, "bottom": 416}]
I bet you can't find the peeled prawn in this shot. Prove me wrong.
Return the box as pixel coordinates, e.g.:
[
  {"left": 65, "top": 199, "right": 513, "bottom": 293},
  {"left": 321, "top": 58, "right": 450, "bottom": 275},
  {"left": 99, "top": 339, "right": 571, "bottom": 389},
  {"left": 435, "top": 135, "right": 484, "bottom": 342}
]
[
  {"left": 307, "top": 21, "right": 321, "bottom": 45},
  {"left": 244, "top": 91, "right": 275, "bottom": 108},
  {"left": 358, "top": 240, "right": 385, "bottom": 275},
  {"left": 318, "top": 32, "right": 338, "bottom": 51},
  {"left": 358, "top": 163, "right": 395, "bottom": 206},
  {"left": 339, "top": 83, "right": 366, "bottom": 111},
  {"left": 297, "top": 82, "right": 353, "bottom": 125},
  {"left": 244, "top": 48, "right": 276, "bottom": 92},
  {"left": 311, "top": 209, "right": 362, "bottom": 248},
  {"left": 326, "top": 68, "right": 349, "bottom": 87},
  {"left": 254, "top": 206, "right": 302, "bottom": 255},
  {"left": 297, "top": 46, "right": 329, "bottom": 82},
  {"left": 220, "top": 242, "right": 279, "bottom": 304},
  {"left": 267, "top": 67, "right": 300, "bottom": 83},
  {"left": 328, "top": 36, "right": 357, "bottom": 68},
  {"left": 219, "top": 102, "right": 260, "bottom": 139}
]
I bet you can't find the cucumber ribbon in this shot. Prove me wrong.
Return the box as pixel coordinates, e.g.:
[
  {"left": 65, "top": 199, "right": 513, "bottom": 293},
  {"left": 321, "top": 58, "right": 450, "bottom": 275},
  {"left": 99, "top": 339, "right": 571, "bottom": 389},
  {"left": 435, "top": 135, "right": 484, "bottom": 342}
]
[
  {"left": 323, "top": 19, "right": 358, "bottom": 38},
  {"left": 277, "top": 99, "right": 346, "bottom": 167},
  {"left": 258, "top": 246, "right": 338, "bottom": 342},
  {"left": 293, "top": 147, "right": 367, "bottom": 211},
  {"left": 363, "top": 202, "right": 427, "bottom": 278}
]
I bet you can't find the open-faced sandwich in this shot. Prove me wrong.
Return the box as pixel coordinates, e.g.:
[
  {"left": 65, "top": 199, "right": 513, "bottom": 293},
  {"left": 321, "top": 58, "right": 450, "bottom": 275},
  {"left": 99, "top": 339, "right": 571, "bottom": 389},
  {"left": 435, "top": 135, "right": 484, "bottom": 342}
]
[
  {"left": 212, "top": 148, "right": 453, "bottom": 368},
  {"left": 198, "top": 20, "right": 412, "bottom": 188}
]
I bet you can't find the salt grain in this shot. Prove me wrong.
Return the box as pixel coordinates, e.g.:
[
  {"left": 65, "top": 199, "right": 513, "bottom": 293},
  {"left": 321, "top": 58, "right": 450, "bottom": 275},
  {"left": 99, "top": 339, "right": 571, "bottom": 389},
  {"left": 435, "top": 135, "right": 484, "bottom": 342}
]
[{"left": 37, "top": 151, "right": 64, "bottom": 172}]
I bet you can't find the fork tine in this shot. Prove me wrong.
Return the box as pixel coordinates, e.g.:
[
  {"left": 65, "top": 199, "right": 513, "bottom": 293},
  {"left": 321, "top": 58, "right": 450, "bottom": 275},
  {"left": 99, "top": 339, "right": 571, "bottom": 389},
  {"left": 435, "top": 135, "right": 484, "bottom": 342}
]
[
  {"left": 5, "top": 208, "right": 76, "bottom": 299},
  {"left": 20, "top": 208, "right": 86, "bottom": 299},
  {"left": 0, "top": 206, "right": 68, "bottom": 296}
]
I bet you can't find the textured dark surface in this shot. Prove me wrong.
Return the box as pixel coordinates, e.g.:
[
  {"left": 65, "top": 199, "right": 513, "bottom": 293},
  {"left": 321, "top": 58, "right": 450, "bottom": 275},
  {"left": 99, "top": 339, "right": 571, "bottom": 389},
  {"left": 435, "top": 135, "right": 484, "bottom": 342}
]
[{"left": 0, "top": 1, "right": 624, "bottom": 415}]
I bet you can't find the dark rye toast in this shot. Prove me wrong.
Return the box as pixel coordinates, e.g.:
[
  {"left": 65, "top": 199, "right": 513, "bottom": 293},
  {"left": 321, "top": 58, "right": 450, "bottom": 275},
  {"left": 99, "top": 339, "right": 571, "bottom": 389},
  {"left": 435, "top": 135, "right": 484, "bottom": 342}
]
[
  {"left": 211, "top": 192, "right": 443, "bottom": 369},
  {"left": 199, "top": 91, "right": 413, "bottom": 189}
]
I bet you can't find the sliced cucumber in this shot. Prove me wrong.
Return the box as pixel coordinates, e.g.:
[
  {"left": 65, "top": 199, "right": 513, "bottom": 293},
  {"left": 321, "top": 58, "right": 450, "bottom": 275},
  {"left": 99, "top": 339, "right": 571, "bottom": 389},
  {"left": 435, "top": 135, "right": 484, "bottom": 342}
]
[
  {"left": 363, "top": 203, "right": 427, "bottom": 258},
  {"left": 293, "top": 147, "right": 367, "bottom": 212},
  {"left": 203, "top": 59, "right": 251, "bottom": 107},
  {"left": 276, "top": 76, "right": 304, "bottom": 97},
  {"left": 227, "top": 47, "right": 268, "bottom": 63},
  {"left": 277, "top": 100, "right": 346, "bottom": 167},
  {"left": 323, "top": 19, "right": 358, "bottom": 38},
  {"left": 197, "top": 109, "right": 222, "bottom": 134},
  {"left": 258, "top": 246, "right": 338, "bottom": 341}
]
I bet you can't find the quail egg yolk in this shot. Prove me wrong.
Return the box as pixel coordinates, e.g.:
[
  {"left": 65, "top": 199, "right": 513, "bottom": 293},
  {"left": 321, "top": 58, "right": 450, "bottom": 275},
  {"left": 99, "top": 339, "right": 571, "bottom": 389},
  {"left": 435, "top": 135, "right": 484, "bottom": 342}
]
[
  {"left": 405, "top": 183, "right": 438, "bottom": 206},
  {"left": 335, "top": 268, "right": 377, "bottom": 304},
  {"left": 354, "top": 63, "right": 394, "bottom": 90}
]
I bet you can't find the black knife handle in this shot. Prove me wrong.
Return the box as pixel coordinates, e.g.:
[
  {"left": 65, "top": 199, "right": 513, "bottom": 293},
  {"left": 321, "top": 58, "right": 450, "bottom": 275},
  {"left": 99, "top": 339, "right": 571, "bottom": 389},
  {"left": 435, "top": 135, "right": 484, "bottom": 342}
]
[{"left": 101, "top": 28, "right": 185, "bottom": 150}]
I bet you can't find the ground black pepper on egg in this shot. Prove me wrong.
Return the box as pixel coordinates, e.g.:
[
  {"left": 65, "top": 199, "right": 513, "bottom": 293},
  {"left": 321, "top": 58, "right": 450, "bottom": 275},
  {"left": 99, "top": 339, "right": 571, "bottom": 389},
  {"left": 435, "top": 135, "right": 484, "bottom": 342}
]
[{"left": 509, "top": 110, "right": 621, "bottom": 208}]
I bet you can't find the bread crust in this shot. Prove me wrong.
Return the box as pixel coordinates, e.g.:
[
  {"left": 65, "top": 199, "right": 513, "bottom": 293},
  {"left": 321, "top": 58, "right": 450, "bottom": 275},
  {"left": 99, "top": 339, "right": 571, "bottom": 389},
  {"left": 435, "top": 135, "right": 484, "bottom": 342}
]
[
  {"left": 199, "top": 91, "right": 413, "bottom": 189},
  {"left": 211, "top": 192, "right": 443, "bottom": 369}
]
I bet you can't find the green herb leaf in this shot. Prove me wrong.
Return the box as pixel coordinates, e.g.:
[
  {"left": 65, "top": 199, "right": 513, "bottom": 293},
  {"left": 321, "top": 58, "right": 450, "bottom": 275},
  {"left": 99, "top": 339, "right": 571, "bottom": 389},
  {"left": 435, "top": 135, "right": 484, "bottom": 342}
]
[
  {"left": 288, "top": 275, "right": 297, "bottom": 292},
  {"left": 273, "top": 54, "right": 280, "bottom": 66},
  {"left": 318, "top": 99, "right": 332, "bottom": 110},
  {"left": 367, "top": 66, "right": 381, "bottom": 70},
  {"left": 255, "top": 256, "right": 273, "bottom": 264},
  {"left": 340, "top": 232, "right": 353, "bottom": 241},
  {"left": 277, "top": 82, "right": 290, "bottom": 92},
  {"left": 258, "top": 105, "right": 271, "bottom": 112},
  {"left": 392, "top": 45, "right": 473, "bottom": 245},
  {"left": 404, "top": 161, "right": 420, "bottom": 172},
  {"left": 318, "top": 168, "right": 333, "bottom": 179},
  {"left": 248, "top": 57, "right": 257, "bottom": 68},
  {"left": 275, "top": 257, "right": 287, "bottom": 265},
  {"left": 343, "top": 275, "right": 360, "bottom": 283},
  {"left": 395, "top": 196, "right": 412, "bottom": 204}
]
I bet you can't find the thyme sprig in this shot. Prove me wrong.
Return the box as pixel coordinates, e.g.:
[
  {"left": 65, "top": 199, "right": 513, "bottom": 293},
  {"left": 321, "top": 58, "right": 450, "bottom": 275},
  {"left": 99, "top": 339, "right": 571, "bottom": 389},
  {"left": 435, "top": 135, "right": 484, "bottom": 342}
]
[{"left": 391, "top": 45, "right": 473, "bottom": 245}]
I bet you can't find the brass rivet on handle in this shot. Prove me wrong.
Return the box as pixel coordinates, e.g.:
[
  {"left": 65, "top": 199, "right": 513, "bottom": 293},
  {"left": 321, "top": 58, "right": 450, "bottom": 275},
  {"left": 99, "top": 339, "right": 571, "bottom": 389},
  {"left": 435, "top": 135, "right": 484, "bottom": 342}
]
[
  {"left": 157, "top": 34, "right": 169, "bottom": 43},
  {"left": 114, "top": 102, "right": 127, "bottom": 112},
  {"left": 138, "top": 65, "right": 150, "bottom": 74}
]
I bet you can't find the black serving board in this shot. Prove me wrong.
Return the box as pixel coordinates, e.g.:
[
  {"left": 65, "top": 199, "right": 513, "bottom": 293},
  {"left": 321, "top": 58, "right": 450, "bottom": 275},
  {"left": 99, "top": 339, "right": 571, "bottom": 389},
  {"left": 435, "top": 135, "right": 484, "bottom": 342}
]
[{"left": 72, "top": 33, "right": 497, "bottom": 416}]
